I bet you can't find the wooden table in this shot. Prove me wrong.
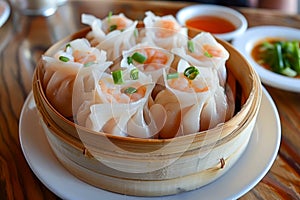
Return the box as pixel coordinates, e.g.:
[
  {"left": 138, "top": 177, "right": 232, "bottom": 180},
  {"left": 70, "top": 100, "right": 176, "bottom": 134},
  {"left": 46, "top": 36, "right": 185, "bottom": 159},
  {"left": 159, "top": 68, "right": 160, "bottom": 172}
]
[{"left": 0, "top": 0, "right": 299, "bottom": 199}]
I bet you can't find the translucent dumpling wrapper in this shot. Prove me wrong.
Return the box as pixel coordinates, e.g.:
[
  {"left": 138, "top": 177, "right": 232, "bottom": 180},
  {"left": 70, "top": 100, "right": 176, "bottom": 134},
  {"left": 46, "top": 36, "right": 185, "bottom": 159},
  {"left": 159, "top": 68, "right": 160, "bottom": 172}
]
[
  {"left": 142, "top": 11, "right": 188, "bottom": 50},
  {"left": 82, "top": 13, "right": 138, "bottom": 61},
  {"left": 172, "top": 32, "right": 229, "bottom": 86},
  {"left": 42, "top": 38, "right": 109, "bottom": 118},
  {"left": 74, "top": 66, "right": 166, "bottom": 138},
  {"left": 154, "top": 59, "right": 229, "bottom": 138},
  {"left": 120, "top": 42, "right": 174, "bottom": 82}
]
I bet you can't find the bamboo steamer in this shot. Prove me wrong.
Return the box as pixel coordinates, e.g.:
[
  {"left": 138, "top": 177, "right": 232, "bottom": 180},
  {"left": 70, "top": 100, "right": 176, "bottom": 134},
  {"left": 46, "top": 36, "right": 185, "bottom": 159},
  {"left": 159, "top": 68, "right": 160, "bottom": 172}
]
[{"left": 32, "top": 28, "right": 262, "bottom": 196}]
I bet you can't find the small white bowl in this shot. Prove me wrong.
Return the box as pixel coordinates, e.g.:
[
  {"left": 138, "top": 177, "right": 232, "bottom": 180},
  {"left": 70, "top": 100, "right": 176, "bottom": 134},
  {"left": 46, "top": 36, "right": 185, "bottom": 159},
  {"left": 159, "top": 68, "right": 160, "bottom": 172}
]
[{"left": 176, "top": 4, "right": 248, "bottom": 41}]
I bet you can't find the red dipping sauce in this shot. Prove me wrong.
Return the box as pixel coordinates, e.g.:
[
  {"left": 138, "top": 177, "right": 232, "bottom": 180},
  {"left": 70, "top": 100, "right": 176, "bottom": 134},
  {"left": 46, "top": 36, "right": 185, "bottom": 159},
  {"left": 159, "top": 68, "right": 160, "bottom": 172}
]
[{"left": 186, "top": 15, "right": 236, "bottom": 34}]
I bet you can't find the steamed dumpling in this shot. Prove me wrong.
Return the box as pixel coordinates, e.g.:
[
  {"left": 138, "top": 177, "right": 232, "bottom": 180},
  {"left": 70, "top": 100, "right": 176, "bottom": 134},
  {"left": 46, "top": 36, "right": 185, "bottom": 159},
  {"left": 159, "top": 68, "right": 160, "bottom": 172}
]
[
  {"left": 120, "top": 42, "right": 174, "bottom": 82},
  {"left": 75, "top": 66, "right": 166, "bottom": 138},
  {"left": 172, "top": 32, "right": 229, "bottom": 86},
  {"left": 154, "top": 59, "right": 228, "bottom": 138},
  {"left": 82, "top": 13, "right": 138, "bottom": 60},
  {"left": 42, "top": 38, "right": 109, "bottom": 117},
  {"left": 142, "top": 11, "right": 188, "bottom": 50}
]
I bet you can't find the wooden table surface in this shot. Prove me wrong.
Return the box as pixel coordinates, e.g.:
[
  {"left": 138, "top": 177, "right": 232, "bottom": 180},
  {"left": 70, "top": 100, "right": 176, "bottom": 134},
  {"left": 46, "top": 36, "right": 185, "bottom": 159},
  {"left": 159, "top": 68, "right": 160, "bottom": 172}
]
[{"left": 0, "top": 0, "right": 299, "bottom": 199}]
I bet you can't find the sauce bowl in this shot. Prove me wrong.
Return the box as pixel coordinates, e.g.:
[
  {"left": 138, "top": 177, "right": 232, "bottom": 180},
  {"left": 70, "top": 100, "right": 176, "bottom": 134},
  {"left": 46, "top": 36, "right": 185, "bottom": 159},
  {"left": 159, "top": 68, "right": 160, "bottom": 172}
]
[{"left": 176, "top": 4, "right": 248, "bottom": 41}]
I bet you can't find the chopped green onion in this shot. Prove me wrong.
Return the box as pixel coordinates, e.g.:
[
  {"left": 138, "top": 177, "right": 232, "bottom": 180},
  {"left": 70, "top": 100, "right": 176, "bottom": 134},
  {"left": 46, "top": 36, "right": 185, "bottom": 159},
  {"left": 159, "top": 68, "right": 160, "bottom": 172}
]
[
  {"left": 167, "top": 72, "right": 179, "bottom": 80},
  {"left": 108, "top": 11, "right": 113, "bottom": 22},
  {"left": 281, "top": 67, "right": 297, "bottom": 77},
  {"left": 59, "top": 56, "right": 70, "bottom": 62},
  {"left": 66, "top": 44, "right": 71, "bottom": 49},
  {"left": 204, "top": 51, "right": 213, "bottom": 58},
  {"left": 187, "top": 40, "right": 195, "bottom": 53},
  {"left": 184, "top": 66, "right": 199, "bottom": 80},
  {"left": 109, "top": 24, "right": 118, "bottom": 32},
  {"left": 127, "top": 56, "right": 133, "bottom": 65},
  {"left": 123, "top": 87, "right": 137, "bottom": 94},
  {"left": 134, "top": 28, "right": 139, "bottom": 38},
  {"left": 292, "top": 41, "right": 300, "bottom": 73},
  {"left": 131, "top": 52, "right": 147, "bottom": 63},
  {"left": 84, "top": 61, "right": 95, "bottom": 67},
  {"left": 130, "top": 68, "right": 139, "bottom": 80},
  {"left": 112, "top": 70, "right": 124, "bottom": 85},
  {"left": 273, "top": 42, "right": 285, "bottom": 72}
]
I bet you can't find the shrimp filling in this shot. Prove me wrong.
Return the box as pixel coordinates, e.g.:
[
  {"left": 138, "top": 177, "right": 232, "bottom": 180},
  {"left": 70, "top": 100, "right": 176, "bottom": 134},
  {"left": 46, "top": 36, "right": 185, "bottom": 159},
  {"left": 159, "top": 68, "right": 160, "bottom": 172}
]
[
  {"left": 99, "top": 80, "right": 146, "bottom": 103},
  {"left": 133, "top": 48, "right": 169, "bottom": 71},
  {"left": 168, "top": 74, "right": 209, "bottom": 93},
  {"left": 154, "top": 19, "right": 181, "bottom": 38}
]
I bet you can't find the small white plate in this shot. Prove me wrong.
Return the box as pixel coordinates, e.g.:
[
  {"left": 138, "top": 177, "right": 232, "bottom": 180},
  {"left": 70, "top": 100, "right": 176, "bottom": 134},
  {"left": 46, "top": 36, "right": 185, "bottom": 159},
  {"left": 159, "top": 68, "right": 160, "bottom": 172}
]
[
  {"left": 19, "top": 88, "right": 280, "bottom": 200},
  {"left": 232, "top": 26, "right": 300, "bottom": 93},
  {"left": 0, "top": 0, "right": 10, "bottom": 28}
]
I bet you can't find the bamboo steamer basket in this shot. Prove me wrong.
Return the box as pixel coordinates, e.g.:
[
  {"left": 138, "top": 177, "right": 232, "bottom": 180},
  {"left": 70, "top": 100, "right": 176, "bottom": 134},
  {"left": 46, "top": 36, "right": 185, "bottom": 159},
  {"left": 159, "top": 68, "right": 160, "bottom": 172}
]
[{"left": 32, "top": 27, "right": 262, "bottom": 196}]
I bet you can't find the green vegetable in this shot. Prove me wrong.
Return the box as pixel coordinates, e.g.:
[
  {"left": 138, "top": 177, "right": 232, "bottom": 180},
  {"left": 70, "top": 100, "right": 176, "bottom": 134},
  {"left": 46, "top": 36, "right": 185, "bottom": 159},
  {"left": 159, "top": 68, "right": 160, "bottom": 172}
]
[
  {"left": 84, "top": 61, "right": 95, "bottom": 67},
  {"left": 108, "top": 11, "right": 113, "bottom": 22},
  {"left": 187, "top": 40, "right": 195, "bottom": 53},
  {"left": 112, "top": 70, "right": 124, "bottom": 85},
  {"left": 167, "top": 72, "right": 179, "bottom": 80},
  {"left": 109, "top": 24, "right": 117, "bottom": 32},
  {"left": 123, "top": 87, "right": 137, "bottom": 94},
  {"left": 292, "top": 41, "right": 300, "bottom": 73},
  {"left": 131, "top": 52, "right": 147, "bottom": 64},
  {"left": 127, "top": 56, "right": 133, "bottom": 65},
  {"left": 59, "top": 56, "right": 69, "bottom": 62},
  {"left": 273, "top": 42, "right": 285, "bottom": 72},
  {"left": 259, "top": 40, "right": 300, "bottom": 77},
  {"left": 130, "top": 68, "right": 139, "bottom": 80},
  {"left": 204, "top": 51, "right": 213, "bottom": 58},
  {"left": 184, "top": 66, "right": 199, "bottom": 80}
]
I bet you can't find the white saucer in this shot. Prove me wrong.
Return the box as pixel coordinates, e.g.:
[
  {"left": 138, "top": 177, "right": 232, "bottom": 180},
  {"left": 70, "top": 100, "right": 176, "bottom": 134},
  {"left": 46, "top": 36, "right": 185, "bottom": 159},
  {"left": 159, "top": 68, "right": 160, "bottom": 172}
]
[
  {"left": 232, "top": 26, "right": 300, "bottom": 93},
  {"left": 19, "top": 88, "right": 281, "bottom": 200},
  {"left": 0, "top": 0, "right": 10, "bottom": 28}
]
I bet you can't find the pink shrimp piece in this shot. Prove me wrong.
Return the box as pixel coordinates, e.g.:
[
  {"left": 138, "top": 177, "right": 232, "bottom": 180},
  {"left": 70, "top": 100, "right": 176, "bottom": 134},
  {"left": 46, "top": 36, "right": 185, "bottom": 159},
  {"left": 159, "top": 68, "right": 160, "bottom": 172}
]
[
  {"left": 127, "top": 85, "right": 146, "bottom": 102},
  {"left": 168, "top": 74, "right": 209, "bottom": 93},
  {"left": 202, "top": 44, "right": 224, "bottom": 57},
  {"left": 73, "top": 50, "right": 97, "bottom": 64},
  {"left": 137, "top": 48, "right": 169, "bottom": 71},
  {"left": 99, "top": 81, "right": 146, "bottom": 103},
  {"left": 103, "top": 15, "right": 132, "bottom": 33},
  {"left": 189, "top": 44, "right": 224, "bottom": 61},
  {"left": 154, "top": 19, "right": 181, "bottom": 38}
]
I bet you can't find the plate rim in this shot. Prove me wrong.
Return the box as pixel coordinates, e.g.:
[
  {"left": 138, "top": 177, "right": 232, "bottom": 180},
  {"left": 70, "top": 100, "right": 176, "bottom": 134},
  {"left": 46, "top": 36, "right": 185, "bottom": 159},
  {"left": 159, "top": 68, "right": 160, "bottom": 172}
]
[
  {"left": 0, "top": 0, "right": 10, "bottom": 28},
  {"left": 19, "top": 88, "right": 281, "bottom": 200},
  {"left": 232, "top": 25, "right": 300, "bottom": 93}
]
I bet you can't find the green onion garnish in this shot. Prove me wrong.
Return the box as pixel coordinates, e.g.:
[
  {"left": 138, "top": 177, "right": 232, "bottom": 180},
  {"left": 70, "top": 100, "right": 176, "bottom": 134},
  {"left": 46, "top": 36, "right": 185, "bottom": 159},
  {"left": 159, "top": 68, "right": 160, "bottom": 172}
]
[
  {"left": 204, "top": 51, "right": 213, "bottom": 58},
  {"left": 112, "top": 70, "right": 124, "bottom": 85},
  {"left": 123, "top": 87, "right": 137, "bottom": 94},
  {"left": 59, "top": 56, "right": 70, "bottom": 62},
  {"left": 131, "top": 52, "right": 147, "bottom": 64},
  {"left": 84, "top": 61, "right": 95, "bottom": 67},
  {"left": 184, "top": 66, "right": 199, "bottom": 80},
  {"left": 187, "top": 40, "right": 195, "bottom": 53},
  {"left": 130, "top": 68, "right": 139, "bottom": 80},
  {"left": 134, "top": 28, "right": 139, "bottom": 38},
  {"left": 66, "top": 44, "right": 71, "bottom": 49},
  {"left": 109, "top": 24, "right": 118, "bottom": 32},
  {"left": 167, "top": 72, "right": 179, "bottom": 80},
  {"left": 127, "top": 56, "right": 133, "bottom": 65},
  {"left": 108, "top": 11, "right": 113, "bottom": 22}
]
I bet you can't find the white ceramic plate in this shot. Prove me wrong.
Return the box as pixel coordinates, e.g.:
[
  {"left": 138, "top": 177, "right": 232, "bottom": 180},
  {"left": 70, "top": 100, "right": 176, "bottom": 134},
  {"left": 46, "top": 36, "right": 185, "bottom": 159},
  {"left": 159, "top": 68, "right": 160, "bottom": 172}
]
[
  {"left": 0, "top": 0, "right": 10, "bottom": 28},
  {"left": 19, "top": 88, "right": 281, "bottom": 200},
  {"left": 232, "top": 26, "right": 300, "bottom": 93}
]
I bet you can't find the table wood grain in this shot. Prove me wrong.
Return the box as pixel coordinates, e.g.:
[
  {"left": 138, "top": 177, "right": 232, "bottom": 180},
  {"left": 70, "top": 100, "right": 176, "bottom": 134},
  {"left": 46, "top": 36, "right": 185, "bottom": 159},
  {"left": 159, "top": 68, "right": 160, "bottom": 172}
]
[{"left": 0, "top": 1, "right": 299, "bottom": 199}]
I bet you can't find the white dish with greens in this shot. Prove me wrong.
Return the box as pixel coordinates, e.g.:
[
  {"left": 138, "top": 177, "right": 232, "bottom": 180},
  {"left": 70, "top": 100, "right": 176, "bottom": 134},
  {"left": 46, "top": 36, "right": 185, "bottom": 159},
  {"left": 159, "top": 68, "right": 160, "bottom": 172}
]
[{"left": 232, "top": 26, "right": 300, "bottom": 93}]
